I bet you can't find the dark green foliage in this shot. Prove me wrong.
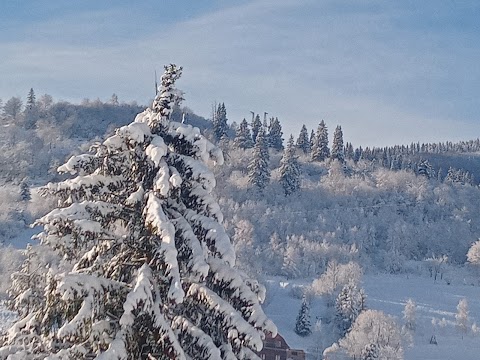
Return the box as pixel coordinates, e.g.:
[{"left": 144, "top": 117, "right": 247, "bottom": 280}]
[
  {"left": 213, "top": 102, "right": 228, "bottom": 141},
  {"left": 251, "top": 114, "right": 262, "bottom": 144},
  {"left": 280, "top": 135, "right": 300, "bottom": 196},
  {"left": 331, "top": 125, "right": 345, "bottom": 163},
  {"left": 296, "top": 124, "right": 310, "bottom": 154},
  {"left": 294, "top": 297, "right": 311, "bottom": 337},
  {"left": 267, "top": 117, "right": 283, "bottom": 151},
  {"left": 234, "top": 118, "right": 253, "bottom": 149},
  {"left": 335, "top": 283, "right": 366, "bottom": 336},
  {"left": 312, "top": 120, "right": 330, "bottom": 162},
  {"left": 248, "top": 128, "right": 270, "bottom": 191}
]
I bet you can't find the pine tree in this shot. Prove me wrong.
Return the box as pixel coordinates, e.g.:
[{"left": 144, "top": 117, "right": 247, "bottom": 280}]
[
  {"left": 296, "top": 125, "right": 310, "bottom": 154},
  {"left": 24, "top": 88, "right": 37, "bottom": 129},
  {"left": 248, "top": 128, "right": 270, "bottom": 191},
  {"left": 251, "top": 114, "right": 262, "bottom": 144},
  {"left": 233, "top": 118, "right": 253, "bottom": 149},
  {"left": 110, "top": 93, "right": 119, "bottom": 106},
  {"left": 295, "top": 297, "right": 312, "bottom": 337},
  {"left": 2, "top": 64, "right": 275, "bottom": 359},
  {"left": 345, "top": 142, "right": 354, "bottom": 160},
  {"left": 331, "top": 125, "right": 345, "bottom": 163},
  {"left": 309, "top": 129, "right": 315, "bottom": 152},
  {"left": 19, "top": 178, "right": 31, "bottom": 201},
  {"left": 311, "top": 120, "right": 329, "bottom": 162},
  {"left": 280, "top": 135, "right": 300, "bottom": 196},
  {"left": 267, "top": 117, "right": 283, "bottom": 151},
  {"left": 8, "top": 244, "right": 46, "bottom": 317},
  {"left": 213, "top": 102, "right": 228, "bottom": 141},
  {"left": 335, "top": 283, "right": 366, "bottom": 336}
]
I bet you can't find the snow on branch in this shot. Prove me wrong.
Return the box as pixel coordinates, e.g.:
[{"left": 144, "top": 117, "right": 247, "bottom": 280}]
[
  {"left": 186, "top": 283, "right": 264, "bottom": 351},
  {"left": 144, "top": 193, "right": 184, "bottom": 303}
]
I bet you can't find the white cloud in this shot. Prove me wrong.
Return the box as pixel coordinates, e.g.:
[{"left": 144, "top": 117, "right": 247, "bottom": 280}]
[{"left": 1, "top": 0, "right": 479, "bottom": 147}]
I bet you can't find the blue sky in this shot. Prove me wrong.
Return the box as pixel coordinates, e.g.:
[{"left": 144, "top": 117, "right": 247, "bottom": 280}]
[{"left": 1, "top": 0, "right": 480, "bottom": 146}]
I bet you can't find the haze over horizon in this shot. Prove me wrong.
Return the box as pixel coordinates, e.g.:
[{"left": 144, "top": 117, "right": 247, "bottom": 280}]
[{"left": 1, "top": 0, "right": 479, "bottom": 147}]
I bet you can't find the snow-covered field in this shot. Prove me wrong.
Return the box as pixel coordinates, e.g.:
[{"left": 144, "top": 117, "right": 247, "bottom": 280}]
[{"left": 263, "top": 273, "right": 480, "bottom": 360}]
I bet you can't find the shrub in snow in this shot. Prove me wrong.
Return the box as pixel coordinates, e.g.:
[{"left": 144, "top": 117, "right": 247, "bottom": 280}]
[{"left": 1, "top": 65, "right": 275, "bottom": 359}]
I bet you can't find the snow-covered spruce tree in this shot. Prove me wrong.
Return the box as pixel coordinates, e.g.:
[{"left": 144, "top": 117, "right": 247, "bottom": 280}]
[
  {"left": 19, "top": 179, "right": 31, "bottom": 201},
  {"left": 8, "top": 244, "right": 46, "bottom": 318},
  {"left": 331, "top": 125, "right": 345, "bottom": 163},
  {"left": 334, "top": 283, "right": 366, "bottom": 336},
  {"left": 248, "top": 128, "right": 270, "bottom": 192},
  {"left": 251, "top": 115, "right": 262, "bottom": 144},
  {"left": 279, "top": 135, "right": 300, "bottom": 196},
  {"left": 311, "top": 120, "right": 329, "bottom": 162},
  {"left": 233, "top": 119, "right": 253, "bottom": 150},
  {"left": 296, "top": 125, "right": 310, "bottom": 154},
  {"left": 267, "top": 117, "right": 283, "bottom": 151},
  {"left": 2, "top": 64, "right": 276, "bottom": 360},
  {"left": 294, "top": 297, "right": 311, "bottom": 337},
  {"left": 24, "top": 88, "right": 38, "bottom": 129},
  {"left": 309, "top": 129, "right": 315, "bottom": 153},
  {"left": 213, "top": 103, "right": 228, "bottom": 141},
  {"left": 416, "top": 159, "right": 434, "bottom": 179}
]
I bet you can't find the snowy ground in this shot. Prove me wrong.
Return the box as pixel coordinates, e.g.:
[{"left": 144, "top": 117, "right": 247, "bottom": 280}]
[{"left": 263, "top": 274, "right": 480, "bottom": 360}]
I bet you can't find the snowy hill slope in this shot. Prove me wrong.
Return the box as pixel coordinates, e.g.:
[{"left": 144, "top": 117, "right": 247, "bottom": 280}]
[{"left": 263, "top": 274, "right": 480, "bottom": 360}]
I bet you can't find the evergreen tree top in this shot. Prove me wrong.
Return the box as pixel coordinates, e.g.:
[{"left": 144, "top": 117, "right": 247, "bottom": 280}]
[{"left": 3, "top": 64, "right": 275, "bottom": 360}]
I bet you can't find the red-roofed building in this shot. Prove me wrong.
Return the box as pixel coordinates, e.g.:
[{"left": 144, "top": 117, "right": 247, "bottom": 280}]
[{"left": 257, "top": 332, "right": 305, "bottom": 360}]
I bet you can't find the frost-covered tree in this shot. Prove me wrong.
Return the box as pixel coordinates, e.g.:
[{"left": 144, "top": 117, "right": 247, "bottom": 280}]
[
  {"left": 248, "top": 128, "right": 270, "bottom": 191},
  {"left": 403, "top": 299, "right": 416, "bottom": 332},
  {"left": 361, "top": 343, "right": 379, "bottom": 360},
  {"left": 311, "top": 120, "right": 329, "bottom": 162},
  {"left": 331, "top": 125, "right": 345, "bottom": 163},
  {"left": 2, "top": 64, "right": 275, "bottom": 360},
  {"left": 467, "top": 239, "right": 480, "bottom": 266},
  {"left": 213, "top": 102, "right": 228, "bottom": 141},
  {"left": 267, "top": 117, "right": 283, "bottom": 151},
  {"left": 251, "top": 114, "right": 262, "bottom": 144},
  {"left": 296, "top": 125, "right": 310, "bottom": 154},
  {"left": 294, "top": 297, "right": 312, "bottom": 337},
  {"left": 335, "top": 283, "right": 366, "bottom": 336},
  {"left": 3, "top": 97, "right": 23, "bottom": 120},
  {"left": 233, "top": 118, "right": 253, "bottom": 149},
  {"left": 8, "top": 244, "right": 46, "bottom": 318},
  {"left": 456, "top": 298, "right": 469, "bottom": 336},
  {"left": 340, "top": 310, "right": 403, "bottom": 360},
  {"left": 279, "top": 135, "right": 300, "bottom": 196}
]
